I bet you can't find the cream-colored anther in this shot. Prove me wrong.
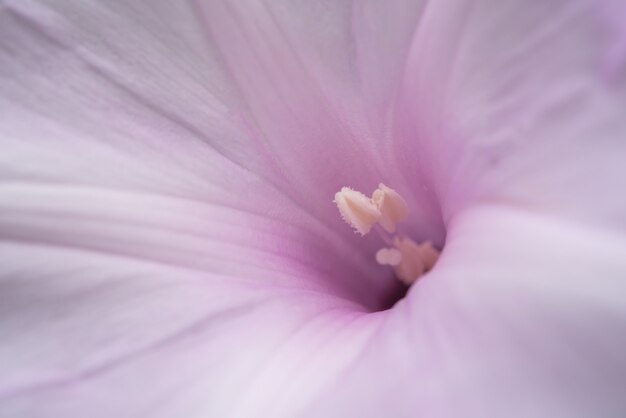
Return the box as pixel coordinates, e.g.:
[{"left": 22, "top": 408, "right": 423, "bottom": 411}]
[
  {"left": 372, "top": 183, "right": 408, "bottom": 233},
  {"left": 334, "top": 187, "right": 381, "bottom": 235},
  {"left": 392, "top": 237, "right": 425, "bottom": 285},
  {"left": 375, "top": 248, "right": 402, "bottom": 266},
  {"left": 418, "top": 241, "right": 439, "bottom": 271}
]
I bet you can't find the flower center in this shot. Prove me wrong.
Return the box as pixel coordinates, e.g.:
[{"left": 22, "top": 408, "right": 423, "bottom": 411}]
[{"left": 334, "top": 183, "right": 439, "bottom": 285}]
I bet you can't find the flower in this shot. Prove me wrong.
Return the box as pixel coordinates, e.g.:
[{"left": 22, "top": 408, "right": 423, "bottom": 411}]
[{"left": 1, "top": 1, "right": 626, "bottom": 417}]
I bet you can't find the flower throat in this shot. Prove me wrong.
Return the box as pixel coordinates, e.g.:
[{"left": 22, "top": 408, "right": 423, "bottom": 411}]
[{"left": 334, "top": 184, "right": 439, "bottom": 285}]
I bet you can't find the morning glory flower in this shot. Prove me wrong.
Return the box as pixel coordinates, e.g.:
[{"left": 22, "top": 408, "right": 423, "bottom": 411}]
[{"left": 1, "top": 0, "right": 626, "bottom": 417}]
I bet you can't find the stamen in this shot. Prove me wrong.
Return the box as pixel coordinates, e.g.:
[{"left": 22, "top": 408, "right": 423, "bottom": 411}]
[
  {"left": 372, "top": 183, "right": 408, "bottom": 233},
  {"left": 392, "top": 237, "right": 426, "bottom": 285},
  {"left": 334, "top": 184, "right": 440, "bottom": 286},
  {"left": 372, "top": 224, "right": 394, "bottom": 246},
  {"left": 334, "top": 187, "right": 380, "bottom": 235}
]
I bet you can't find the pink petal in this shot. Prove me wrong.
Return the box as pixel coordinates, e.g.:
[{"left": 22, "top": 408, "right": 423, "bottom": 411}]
[
  {"left": 193, "top": 0, "right": 444, "bottom": 242},
  {"left": 0, "top": 240, "right": 375, "bottom": 417},
  {"left": 2, "top": 0, "right": 626, "bottom": 417},
  {"left": 0, "top": 2, "right": 415, "bottom": 416},
  {"left": 305, "top": 206, "right": 626, "bottom": 417},
  {"left": 0, "top": 0, "right": 412, "bottom": 308},
  {"left": 396, "top": 0, "right": 626, "bottom": 228}
]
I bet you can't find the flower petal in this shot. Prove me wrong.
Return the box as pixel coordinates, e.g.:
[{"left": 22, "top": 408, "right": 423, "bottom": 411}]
[
  {"left": 0, "top": 0, "right": 423, "bottom": 307},
  {"left": 0, "top": 239, "right": 378, "bottom": 417},
  {"left": 4, "top": 1, "right": 626, "bottom": 417},
  {"left": 0, "top": 2, "right": 427, "bottom": 416},
  {"left": 304, "top": 206, "right": 626, "bottom": 417},
  {"left": 397, "top": 0, "right": 626, "bottom": 228},
  {"left": 193, "top": 0, "right": 444, "bottom": 242}
]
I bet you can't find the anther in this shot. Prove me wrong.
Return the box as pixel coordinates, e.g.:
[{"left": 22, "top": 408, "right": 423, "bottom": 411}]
[
  {"left": 334, "top": 187, "right": 381, "bottom": 235},
  {"left": 372, "top": 183, "right": 408, "bottom": 233}
]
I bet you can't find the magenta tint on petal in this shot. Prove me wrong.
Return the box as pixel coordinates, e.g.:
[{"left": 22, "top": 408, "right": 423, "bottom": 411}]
[
  {"left": 395, "top": 0, "right": 626, "bottom": 229},
  {"left": 193, "top": 0, "right": 445, "bottom": 243},
  {"left": 305, "top": 206, "right": 626, "bottom": 418},
  {"left": 2, "top": 0, "right": 626, "bottom": 417},
  {"left": 0, "top": 243, "right": 379, "bottom": 417},
  {"left": 0, "top": 0, "right": 414, "bottom": 309}
]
